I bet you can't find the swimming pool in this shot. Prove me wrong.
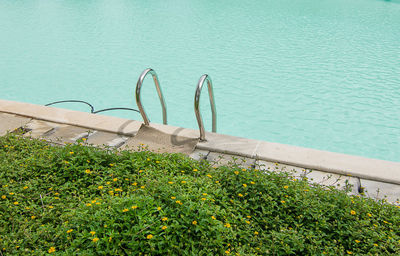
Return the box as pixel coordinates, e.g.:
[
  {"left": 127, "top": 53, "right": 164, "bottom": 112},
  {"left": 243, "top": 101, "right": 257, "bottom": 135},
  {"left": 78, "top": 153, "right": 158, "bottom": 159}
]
[{"left": 1, "top": 0, "right": 399, "bottom": 162}]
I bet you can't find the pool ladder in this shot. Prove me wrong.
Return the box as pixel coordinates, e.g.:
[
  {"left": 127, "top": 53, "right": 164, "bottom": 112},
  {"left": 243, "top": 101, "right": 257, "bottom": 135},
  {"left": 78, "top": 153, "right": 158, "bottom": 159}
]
[{"left": 136, "top": 68, "right": 217, "bottom": 141}]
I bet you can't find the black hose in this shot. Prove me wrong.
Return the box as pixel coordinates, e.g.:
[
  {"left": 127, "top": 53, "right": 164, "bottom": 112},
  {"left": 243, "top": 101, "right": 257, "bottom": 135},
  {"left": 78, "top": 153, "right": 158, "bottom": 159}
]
[
  {"left": 45, "top": 100, "right": 140, "bottom": 116},
  {"left": 93, "top": 108, "right": 140, "bottom": 114},
  {"left": 45, "top": 100, "right": 95, "bottom": 113}
]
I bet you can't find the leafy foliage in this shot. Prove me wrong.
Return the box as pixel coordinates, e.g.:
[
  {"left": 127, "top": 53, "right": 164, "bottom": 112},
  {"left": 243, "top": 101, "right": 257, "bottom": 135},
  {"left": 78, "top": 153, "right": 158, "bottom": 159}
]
[{"left": 0, "top": 134, "right": 399, "bottom": 255}]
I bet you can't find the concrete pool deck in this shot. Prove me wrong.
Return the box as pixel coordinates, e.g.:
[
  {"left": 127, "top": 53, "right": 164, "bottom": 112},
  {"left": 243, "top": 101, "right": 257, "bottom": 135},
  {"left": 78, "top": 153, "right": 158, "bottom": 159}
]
[{"left": 0, "top": 99, "right": 399, "bottom": 203}]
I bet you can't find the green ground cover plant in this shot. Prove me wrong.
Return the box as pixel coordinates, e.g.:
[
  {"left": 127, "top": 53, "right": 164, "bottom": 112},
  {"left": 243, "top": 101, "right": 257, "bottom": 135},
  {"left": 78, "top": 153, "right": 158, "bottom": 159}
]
[{"left": 0, "top": 134, "right": 399, "bottom": 255}]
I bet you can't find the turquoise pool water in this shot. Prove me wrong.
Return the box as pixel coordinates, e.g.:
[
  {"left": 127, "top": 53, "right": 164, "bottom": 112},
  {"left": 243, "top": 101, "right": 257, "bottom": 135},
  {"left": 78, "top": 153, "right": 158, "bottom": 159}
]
[{"left": 1, "top": 0, "right": 399, "bottom": 162}]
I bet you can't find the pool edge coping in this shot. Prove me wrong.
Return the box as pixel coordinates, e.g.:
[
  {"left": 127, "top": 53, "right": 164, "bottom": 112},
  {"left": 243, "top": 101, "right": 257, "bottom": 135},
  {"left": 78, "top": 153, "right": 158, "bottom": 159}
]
[{"left": 1, "top": 99, "right": 399, "bottom": 185}]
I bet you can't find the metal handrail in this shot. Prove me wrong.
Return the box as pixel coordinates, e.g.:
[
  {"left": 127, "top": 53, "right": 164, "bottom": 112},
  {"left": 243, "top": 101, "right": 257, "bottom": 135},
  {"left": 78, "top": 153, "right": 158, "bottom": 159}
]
[
  {"left": 135, "top": 68, "right": 167, "bottom": 125},
  {"left": 194, "top": 74, "right": 216, "bottom": 141}
]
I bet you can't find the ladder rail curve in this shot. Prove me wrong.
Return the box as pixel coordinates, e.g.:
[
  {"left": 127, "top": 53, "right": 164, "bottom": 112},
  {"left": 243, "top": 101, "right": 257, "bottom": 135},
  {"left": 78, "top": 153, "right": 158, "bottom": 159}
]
[
  {"left": 194, "top": 74, "right": 216, "bottom": 141},
  {"left": 135, "top": 68, "right": 167, "bottom": 125}
]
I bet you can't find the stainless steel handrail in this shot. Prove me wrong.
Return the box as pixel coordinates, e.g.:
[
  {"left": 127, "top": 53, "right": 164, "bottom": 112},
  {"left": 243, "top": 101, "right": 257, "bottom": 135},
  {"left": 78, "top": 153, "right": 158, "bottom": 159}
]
[
  {"left": 135, "top": 68, "right": 167, "bottom": 125},
  {"left": 194, "top": 74, "right": 216, "bottom": 141}
]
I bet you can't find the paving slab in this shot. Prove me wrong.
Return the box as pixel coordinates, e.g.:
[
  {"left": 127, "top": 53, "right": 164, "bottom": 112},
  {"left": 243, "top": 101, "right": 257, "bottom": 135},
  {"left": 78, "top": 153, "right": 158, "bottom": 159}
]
[
  {"left": 0, "top": 112, "right": 31, "bottom": 136},
  {"left": 86, "top": 131, "right": 130, "bottom": 148},
  {"left": 197, "top": 132, "right": 260, "bottom": 158},
  {"left": 43, "top": 125, "right": 94, "bottom": 144},
  {"left": 304, "top": 170, "right": 360, "bottom": 194},
  {"left": 189, "top": 149, "right": 209, "bottom": 161},
  {"left": 121, "top": 125, "right": 198, "bottom": 155},
  {"left": 23, "top": 120, "right": 65, "bottom": 138},
  {"left": 360, "top": 179, "right": 400, "bottom": 204},
  {"left": 255, "top": 160, "right": 306, "bottom": 178},
  {"left": 207, "top": 152, "right": 255, "bottom": 168}
]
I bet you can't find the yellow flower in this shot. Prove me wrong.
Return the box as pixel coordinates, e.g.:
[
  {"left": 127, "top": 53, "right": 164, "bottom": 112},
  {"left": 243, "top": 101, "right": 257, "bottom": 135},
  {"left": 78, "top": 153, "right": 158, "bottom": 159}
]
[
  {"left": 347, "top": 251, "right": 352, "bottom": 255},
  {"left": 9, "top": 192, "right": 14, "bottom": 195},
  {"left": 245, "top": 220, "right": 250, "bottom": 224},
  {"left": 157, "top": 207, "right": 161, "bottom": 211},
  {"left": 109, "top": 237, "right": 112, "bottom": 242},
  {"left": 225, "top": 250, "right": 230, "bottom": 254},
  {"left": 132, "top": 205, "right": 138, "bottom": 209},
  {"left": 92, "top": 237, "right": 99, "bottom": 242},
  {"left": 238, "top": 193, "right": 243, "bottom": 197},
  {"left": 96, "top": 202, "right": 101, "bottom": 205},
  {"left": 242, "top": 168, "right": 246, "bottom": 172},
  {"left": 90, "top": 231, "right": 96, "bottom": 235},
  {"left": 216, "top": 181, "right": 220, "bottom": 184},
  {"left": 171, "top": 196, "right": 176, "bottom": 199},
  {"left": 67, "top": 229, "right": 73, "bottom": 233},
  {"left": 106, "top": 182, "right": 111, "bottom": 185},
  {"left": 243, "top": 184, "right": 247, "bottom": 188},
  {"left": 69, "top": 152, "right": 74, "bottom": 155},
  {"left": 86, "top": 203, "right": 92, "bottom": 207},
  {"left": 98, "top": 186, "right": 103, "bottom": 189},
  {"left": 85, "top": 169, "right": 91, "bottom": 174},
  {"left": 250, "top": 181, "right": 255, "bottom": 184},
  {"left": 176, "top": 200, "right": 182, "bottom": 205},
  {"left": 211, "top": 216, "right": 216, "bottom": 220},
  {"left": 161, "top": 226, "right": 167, "bottom": 230},
  {"left": 162, "top": 217, "right": 168, "bottom": 221},
  {"left": 284, "top": 186, "right": 289, "bottom": 189},
  {"left": 281, "top": 201, "right": 286, "bottom": 204},
  {"left": 350, "top": 210, "right": 356, "bottom": 215},
  {"left": 247, "top": 215, "right": 251, "bottom": 218},
  {"left": 181, "top": 181, "right": 186, "bottom": 184},
  {"left": 355, "top": 240, "right": 360, "bottom": 243},
  {"left": 201, "top": 198, "right": 206, "bottom": 201},
  {"left": 254, "top": 231, "right": 259, "bottom": 235},
  {"left": 13, "top": 201, "right": 19, "bottom": 205},
  {"left": 23, "top": 186, "right": 28, "bottom": 189},
  {"left": 234, "top": 171, "right": 239, "bottom": 175},
  {"left": 1, "top": 195, "right": 5, "bottom": 199},
  {"left": 193, "top": 169, "right": 198, "bottom": 172},
  {"left": 207, "top": 174, "right": 212, "bottom": 178},
  {"left": 113, "top": 178, "right": 118, "bottom": 182},
  {"left": 168, "top": 181, "right": 173, "bottom": 184},
  {"left": 48, "top": 247, "right": 56, "bottom": 253},
  {"left": 224, "top": 223, "right": 231, "bottom": 228},
  {"left": 140, "top": 186, "right": 145, "bottom": 189},
  {"left": 109, "top": 163, "right": 114, "bottom": 167},
  {"left": 132, "top": 182, "right": 137, "bottom": 186},
  {"left": 122, "top": 208, "right": 129, "bottom": 212},
  {"left": 31, "top": 216, "right": 36, "bottom": 219},
  {"left": 202, "top": 193, "right": 207, "bottom": 196},
  {"left": 373, "top": 243, "right": 378, "bottom": 247},
  {"left": 147, "top": 234, "right": 153, "bottom": 239},
  {"left": 114, "top": 188, "right": 123, "bottom": 192},
  {"left": 192, "top": 220, "right": 197, "bottom": 225}
]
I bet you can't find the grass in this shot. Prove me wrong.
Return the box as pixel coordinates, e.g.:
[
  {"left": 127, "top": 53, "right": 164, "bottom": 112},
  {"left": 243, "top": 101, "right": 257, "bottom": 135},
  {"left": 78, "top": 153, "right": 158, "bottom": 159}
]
[{"left": 0, "top": 133, "right": 399, "bottom": 255}]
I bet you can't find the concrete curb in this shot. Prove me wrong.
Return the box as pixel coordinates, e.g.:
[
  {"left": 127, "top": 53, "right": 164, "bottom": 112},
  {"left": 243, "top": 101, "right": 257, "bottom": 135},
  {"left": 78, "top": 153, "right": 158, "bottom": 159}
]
[{"left": 1, "top": 99, "right": 399, "bottom": 185}]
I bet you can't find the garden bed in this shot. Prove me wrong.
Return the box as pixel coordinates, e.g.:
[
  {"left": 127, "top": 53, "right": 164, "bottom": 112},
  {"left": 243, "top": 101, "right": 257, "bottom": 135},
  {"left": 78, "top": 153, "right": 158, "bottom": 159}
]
[{"left": 0, "top": 134, "right": 399, "bottom": 255}]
